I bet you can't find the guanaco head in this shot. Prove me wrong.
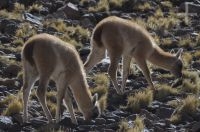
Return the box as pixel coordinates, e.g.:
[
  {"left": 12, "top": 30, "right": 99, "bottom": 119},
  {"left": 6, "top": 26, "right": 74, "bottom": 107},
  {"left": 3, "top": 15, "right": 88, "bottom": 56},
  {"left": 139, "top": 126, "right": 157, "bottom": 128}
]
[
  {"left": 84, "top": 93, "right": 101, "bottom": 121},
  {"left": 170, "top": 48, "right": 183, "bottom": 78}
]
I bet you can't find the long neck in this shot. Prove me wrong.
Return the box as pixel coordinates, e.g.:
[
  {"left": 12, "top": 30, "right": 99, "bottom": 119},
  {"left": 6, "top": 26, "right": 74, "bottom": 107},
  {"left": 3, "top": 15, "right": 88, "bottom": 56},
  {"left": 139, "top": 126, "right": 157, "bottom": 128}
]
[
  {"left": 70, "top": 73, "right": 93, "bottom": 116},
  {"left": 148, "top": 46, "right": 177, "bottom": 71}
]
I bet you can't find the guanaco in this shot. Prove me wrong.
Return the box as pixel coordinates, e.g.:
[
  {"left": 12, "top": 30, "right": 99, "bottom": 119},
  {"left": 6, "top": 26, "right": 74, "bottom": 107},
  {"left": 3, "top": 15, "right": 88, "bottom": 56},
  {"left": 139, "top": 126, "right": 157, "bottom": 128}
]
[
  {"left": 21, "top": 33, "right": 100, "bottom": 124},
  {"left": 84, "top": 16, "right": 183, "bottom": 94}
]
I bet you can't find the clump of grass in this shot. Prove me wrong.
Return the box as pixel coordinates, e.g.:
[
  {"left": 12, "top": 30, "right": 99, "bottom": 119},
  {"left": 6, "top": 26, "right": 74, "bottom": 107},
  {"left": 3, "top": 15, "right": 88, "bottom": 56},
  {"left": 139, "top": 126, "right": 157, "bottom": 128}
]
[
  {"left": 44, "top": 19, "right": 90, "bottom": 48},
  {"left": 170, "top": 95, "right": 200, "bottom": 124},
  {"left": 28, "top": 3, "right": 43, "bottom": 13},
  {"left": 47, "top": 101, "right": 56, "bottom": 117},
  {"left": 193, "top": 50, "right": 200, "bottom": 60},
  {"left": 46, "top": 91, "right": 57, "bottom": 103},
  {"left": 0, "top": 95, "right": 15, "bottom": 108},
  {"left": 117, "top": 116, "right": 144, "bottom": 132},
  {"left": 3, "top": 99, "right": 22, "bottom": 116},
  {"left": 15, "top": 22, "right": 37, "bottom": 39},
  {"left": 126, "top": 89, "right": 153, "bottom": 112},
  {"left": 131, "top": 116, "right": 144, "bottom": 132},
  {"left": 179, "top": 36, "right": 195, "bottom": 48},
  {"left": 134, "top": 2, "right": 152, "bottom": 11},
  {"left": 109, "top": 0, "right": 124, "bottom": 7},
  {"left": 155, "top": 85, "right": 178, "bottom": 100},
  {"left": 117, "top": 119, "right": 129, "bottom": 132},
  {"left": 161, "top": 1, "right": 173, "bottom": 8},
  {"left": 94, "top": 73, "right": 109, "bottom": 87},
  {"left": 89, "top": 0, "right": 109, "bottom": 12},
  {"left": 90, "top": 73, "right": 109, "bottom": 111},
  {"left": 182, "top": 52, "right": 193, "bottom": 67},
  {"left": 181, "top": 71, "right": 200, "bottom": 94},
  {"left": 12, "top": 38, "right": 24, "bottom": 46},
  {"left": 167, "top": 99, "right": 180, "bottom": 108},
  {"left": 147, "top": 9, "right": 180, "bottom": 31},
  {"left": 14, "top": 2, "right": 25, "bottom": 13}
]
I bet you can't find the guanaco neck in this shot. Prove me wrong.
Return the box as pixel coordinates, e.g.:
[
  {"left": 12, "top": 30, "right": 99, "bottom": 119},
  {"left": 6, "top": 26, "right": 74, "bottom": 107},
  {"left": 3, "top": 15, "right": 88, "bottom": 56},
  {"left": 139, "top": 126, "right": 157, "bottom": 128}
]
[
  {"left": 148, "top": 46, "right": 177, "bottom": 71},
  {"left": 70, "top": 72, "right": 93, "bottom": 115}
]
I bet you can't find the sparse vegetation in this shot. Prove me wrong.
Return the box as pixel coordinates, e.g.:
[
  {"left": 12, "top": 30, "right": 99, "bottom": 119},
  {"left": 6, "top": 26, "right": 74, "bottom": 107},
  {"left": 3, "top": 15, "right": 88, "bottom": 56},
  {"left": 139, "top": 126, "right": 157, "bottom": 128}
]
[
  {"left": 181, "top": 71, "right": 200, "bottom": 94},
  {"left": 3, "top": 98, "right": 22, "bottom": 116},
  {"left": 117, "top": 116, "right": 144, "bottom": 132},
  {"left": 89, "top": 0, "right": 109, "bottom": 12},
  {"left": 126, "top": 89, "right": 153, "bottom": 112},
  {"left": 155, "top": 85, "right": 178, "bottom": 100},
  {"left": 170, "top": 95, "right": 200, "bottom": 124},
  {"left": 28, "top": 3, "right": 43, "bottom": 13}
]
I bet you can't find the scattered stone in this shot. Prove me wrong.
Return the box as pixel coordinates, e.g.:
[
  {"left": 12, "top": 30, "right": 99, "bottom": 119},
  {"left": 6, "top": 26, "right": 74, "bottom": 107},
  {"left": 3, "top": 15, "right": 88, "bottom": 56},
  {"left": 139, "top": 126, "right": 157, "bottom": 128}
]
[
  {"left": 155, "top": 107, "right": 174, "bottom": 119},
  {"left": 0, "top": 116, "right": 13, "bottom": 130},
  {"left": 180, "top": 2, "right": 200, "bottom": 14},
  {"left": 57, "top": 2, "right": 80, "bottom": 20},
  {"left": 3, "top": 64, "right": 21, "bottom": 78},
  {"left": 95, "top": 118, "right": 106, "bottom": 125}
]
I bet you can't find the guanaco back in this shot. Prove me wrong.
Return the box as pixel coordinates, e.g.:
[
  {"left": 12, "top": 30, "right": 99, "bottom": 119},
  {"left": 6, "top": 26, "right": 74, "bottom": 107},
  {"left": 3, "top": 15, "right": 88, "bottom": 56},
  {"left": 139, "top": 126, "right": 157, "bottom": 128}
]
[
  {"left": 21, "top": 33, "right": 100, "bottom": 124},
  {"left": 84, "top": 16, "right": 183, "bottom": 94}
]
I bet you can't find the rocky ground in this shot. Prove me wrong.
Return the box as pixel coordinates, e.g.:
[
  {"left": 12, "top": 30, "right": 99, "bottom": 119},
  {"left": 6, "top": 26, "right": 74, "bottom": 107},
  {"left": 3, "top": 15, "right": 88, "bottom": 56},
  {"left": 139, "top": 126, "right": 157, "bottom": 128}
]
[{"left": 1, "top": 0, "right": 200, "bottom": 131}]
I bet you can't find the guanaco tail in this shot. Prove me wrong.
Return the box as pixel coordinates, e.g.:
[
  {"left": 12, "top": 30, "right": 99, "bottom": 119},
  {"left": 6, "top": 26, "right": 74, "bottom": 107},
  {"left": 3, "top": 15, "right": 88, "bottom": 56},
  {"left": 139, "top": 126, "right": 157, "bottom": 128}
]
[
  {"left": 84, "top": 16, "right": 183, "bottom": 94},
  {"left": 21, "top": 33, "right": 101, "bottom": 124}
]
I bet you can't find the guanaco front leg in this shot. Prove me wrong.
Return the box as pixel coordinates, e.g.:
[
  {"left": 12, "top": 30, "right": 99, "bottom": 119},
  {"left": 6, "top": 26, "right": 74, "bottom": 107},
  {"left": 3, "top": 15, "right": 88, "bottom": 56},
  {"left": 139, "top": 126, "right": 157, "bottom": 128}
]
[
  {"left": 121, "top": 56, "right": 132, "bottom": 93},
  {"left": 63, "top": 87, "right": 78, "bottom": 125},
  {"left": 134, "top": 57, "right": 155, "bottom": 91}
]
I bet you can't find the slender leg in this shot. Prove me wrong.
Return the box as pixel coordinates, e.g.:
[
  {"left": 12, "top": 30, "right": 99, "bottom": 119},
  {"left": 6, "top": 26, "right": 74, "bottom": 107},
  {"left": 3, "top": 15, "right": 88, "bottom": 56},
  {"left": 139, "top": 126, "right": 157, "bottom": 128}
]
[
  {"left": 36, "top": 76, "right": 53, "bottom": 123},
  {"left": 108, "top": 54, "right": 122, "bottom": 94},
  {"left": 134, "top": 57, "right": 155, "bottom": 90},
  {"left": 84, "top": 45, "right": 105, "bottom": 73},
  {"left": 63, "top": 87, "right": 77, "bottom": 125},
  {"left": 22, "top": 63, "right": 38, "bottom": 123},
  {"left": 121, "top": 56, "right": 132, "bottom": 93},
  {"left": 55, "top": 76, "right": 66, "bottom": 123}
]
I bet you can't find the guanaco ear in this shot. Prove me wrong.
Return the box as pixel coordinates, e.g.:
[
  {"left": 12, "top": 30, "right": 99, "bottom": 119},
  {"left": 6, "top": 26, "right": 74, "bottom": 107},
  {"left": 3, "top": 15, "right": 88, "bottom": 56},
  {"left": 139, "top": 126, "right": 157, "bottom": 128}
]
[
  {"left": 92, "top": 93, "right": 98, "bottom": 105},
  {"left": 176, "top": 48, "right": 183, "bottom": 58}
]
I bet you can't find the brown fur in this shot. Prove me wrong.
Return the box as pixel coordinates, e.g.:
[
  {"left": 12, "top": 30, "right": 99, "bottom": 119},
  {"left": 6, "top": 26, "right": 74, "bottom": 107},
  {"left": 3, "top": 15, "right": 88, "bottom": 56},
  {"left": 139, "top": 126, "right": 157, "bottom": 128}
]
[
  {"left": 84, "top": 16, "right": 183, "bottom": 94},
  {"left": 21, "top": 33, "right": 100, "bottom": 124}
]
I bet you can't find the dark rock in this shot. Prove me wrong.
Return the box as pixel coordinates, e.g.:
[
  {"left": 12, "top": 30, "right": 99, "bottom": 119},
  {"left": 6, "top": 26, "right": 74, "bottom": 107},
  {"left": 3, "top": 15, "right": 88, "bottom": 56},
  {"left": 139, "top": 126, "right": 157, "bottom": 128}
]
[
  {"left": 79, "top": 47, "right": 90, "bottom": 57},
  {"left": 112, "top": 109, "right": 129, "bottom": 117},
  {"left": 77, "top": 125, "right": 93, "bottom": 131},
  {"left": 127, "top": 114, "right": 137, "bottom": 121},
  {"left": 180, "top": 2, "right": 200, "bottom": 13},
  {"left": 140, "top": 109, "right": 160, "bottom": 121},
  {"left": 3, "top": 64, "right": 21, "bottom": 78},
  {"left": 40, "top": 7, "right": 49, "bottom": 16},
  {"left": 12, "top": 113, "right": 23, "bottom": 125},
  {"left": 57, "top": 2, "right": 80, "bottom": 20},
  {"left": 30, "top": 118, "right": 48, "bottom": 127},
  {"left": 0, "top": 78, "right": 20, "bottom": 89},
  {"left": 23, "top": 13, "right": 42, "bottom": 25},
  {"left": 0, "top": 19, "right": 18, "bottom": 35},
  {"left": 95, "top": 118, "right": 106, "bottom": 125},
  {"left": 4, "top": 23, "right": 18, "bottom": 35},
  {"left": 143, "top": 118, "right": 154, "bottom": 129},
  {"left": 192, "top": 121, "right": 200, "bottom": 132},
  {"left": 105, "top": 122, "right": 119, "bottom": 130},
  {"left": 192, "top": 61, "right": 200, "bottom": 70},
  {"left": 0, "top": 0, "right": 9, "bottom": 9},
  {"left": 156, "top": 107, "right": 174, "bottom": 119},
  {"left": 103, "top": 129, "right": 116, "bottom": 132},
  {"left": 0, "top": 116, "right": 13, "bottom": 130},
  {"left": 0, "top": 35, "right": 11, "bottom": 43},
  {"left": 106, "top": 118, "right": 116, "bottom": 124},
  {"left": 80, "top": 13, "right": 96, "bottom": 28}
]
